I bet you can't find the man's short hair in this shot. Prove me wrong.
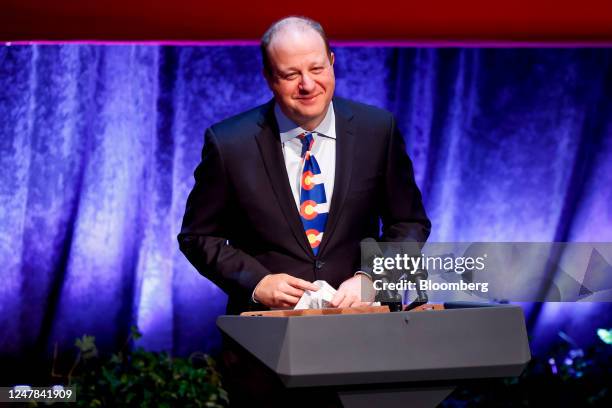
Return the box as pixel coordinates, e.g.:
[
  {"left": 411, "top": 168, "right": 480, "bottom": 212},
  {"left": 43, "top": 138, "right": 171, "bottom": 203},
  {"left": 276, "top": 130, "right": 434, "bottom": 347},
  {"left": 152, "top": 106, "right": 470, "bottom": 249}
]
[{"left": 260, "top": 16, "right": 332, "bottom": 75}]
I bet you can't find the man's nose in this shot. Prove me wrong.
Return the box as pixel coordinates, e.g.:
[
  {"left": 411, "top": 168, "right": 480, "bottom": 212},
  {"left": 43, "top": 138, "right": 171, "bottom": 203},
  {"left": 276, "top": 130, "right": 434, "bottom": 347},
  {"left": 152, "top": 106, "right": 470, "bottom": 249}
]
[{"left": 299, "top": 73, "right": 316, "bottom": 92}]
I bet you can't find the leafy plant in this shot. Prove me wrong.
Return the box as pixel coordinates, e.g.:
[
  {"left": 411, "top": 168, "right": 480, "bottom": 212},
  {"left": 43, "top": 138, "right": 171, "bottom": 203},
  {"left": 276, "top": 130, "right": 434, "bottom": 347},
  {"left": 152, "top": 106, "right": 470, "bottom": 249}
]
[
  {"left": 442, "top": 330, "right": 612, "bottom": 407},
  {"left": 52, "top": 326, "right": 228, "bottom": 407}
]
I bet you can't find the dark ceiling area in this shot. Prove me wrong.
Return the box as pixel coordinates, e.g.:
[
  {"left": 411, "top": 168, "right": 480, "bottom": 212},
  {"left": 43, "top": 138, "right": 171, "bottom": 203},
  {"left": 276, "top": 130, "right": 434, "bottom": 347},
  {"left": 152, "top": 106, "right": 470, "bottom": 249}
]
[{"left": 2, "top": 0, "right": 612, "bottom": 43}]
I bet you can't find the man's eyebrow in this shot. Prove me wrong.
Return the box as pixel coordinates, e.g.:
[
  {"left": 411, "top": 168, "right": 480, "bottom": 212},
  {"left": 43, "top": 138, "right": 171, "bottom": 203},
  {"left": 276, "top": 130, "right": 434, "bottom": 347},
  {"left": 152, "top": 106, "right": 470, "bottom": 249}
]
[
  {"left": 275, "top": 60, "right": 327, "bottom": 75},
  {"left": 276, "top": 68, "right": 298, "bottom": 76},
  {"left": 312, "top": 58, "right": 331, "bottom": 67}
]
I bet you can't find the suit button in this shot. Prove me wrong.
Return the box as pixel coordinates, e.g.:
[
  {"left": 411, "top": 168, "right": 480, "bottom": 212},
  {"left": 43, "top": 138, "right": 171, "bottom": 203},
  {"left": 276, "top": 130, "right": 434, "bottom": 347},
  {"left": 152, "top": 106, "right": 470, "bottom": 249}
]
[{"left": 315, "top": 260, "right": 325, "bottom": 270}]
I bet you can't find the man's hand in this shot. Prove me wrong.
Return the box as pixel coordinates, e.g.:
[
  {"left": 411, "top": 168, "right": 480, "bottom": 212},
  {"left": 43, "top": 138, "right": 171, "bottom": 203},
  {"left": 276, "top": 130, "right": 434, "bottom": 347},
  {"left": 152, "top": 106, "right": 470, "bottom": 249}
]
[
  {"left": 330, "top": 274, "right": 376, "bottom": 308},
  {"left": 253, "top": 273, "right": 319, "bottom": 308}
]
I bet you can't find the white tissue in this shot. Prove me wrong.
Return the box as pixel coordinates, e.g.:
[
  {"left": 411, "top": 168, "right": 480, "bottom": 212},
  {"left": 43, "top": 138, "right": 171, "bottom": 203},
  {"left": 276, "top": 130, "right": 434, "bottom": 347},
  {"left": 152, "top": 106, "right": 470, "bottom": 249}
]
[{"left": 294, "top": 280, "right": 336, "bottom": 310}]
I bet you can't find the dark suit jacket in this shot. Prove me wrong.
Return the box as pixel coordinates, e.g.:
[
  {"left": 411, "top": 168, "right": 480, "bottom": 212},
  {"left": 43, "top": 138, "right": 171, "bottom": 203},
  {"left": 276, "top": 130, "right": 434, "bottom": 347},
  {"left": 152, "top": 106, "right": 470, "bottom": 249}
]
[{"left": 178, "top": 97, "right": 431, "bottom": 314}]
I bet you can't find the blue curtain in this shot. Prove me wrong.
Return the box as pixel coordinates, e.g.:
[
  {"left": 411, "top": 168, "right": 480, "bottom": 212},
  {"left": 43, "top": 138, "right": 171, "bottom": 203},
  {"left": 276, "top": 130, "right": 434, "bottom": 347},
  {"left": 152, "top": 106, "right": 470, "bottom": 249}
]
[{"left": 0, "top": 45, "right": 611, "bottom": 360}]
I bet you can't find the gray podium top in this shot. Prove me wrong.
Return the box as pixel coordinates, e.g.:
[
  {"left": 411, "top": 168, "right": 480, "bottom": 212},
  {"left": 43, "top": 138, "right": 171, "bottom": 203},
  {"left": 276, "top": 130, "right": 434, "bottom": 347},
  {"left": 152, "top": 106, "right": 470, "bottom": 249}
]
[{"left": 217, "top": 304, "right": 531, "bottom": 388}]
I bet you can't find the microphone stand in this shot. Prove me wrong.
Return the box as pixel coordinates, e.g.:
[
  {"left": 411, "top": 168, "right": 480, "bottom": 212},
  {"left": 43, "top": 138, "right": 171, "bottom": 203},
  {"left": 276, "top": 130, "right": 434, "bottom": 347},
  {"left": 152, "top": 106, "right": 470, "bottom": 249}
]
[{"left": 405, "top": 268, "right": 429, "bottom": 311}]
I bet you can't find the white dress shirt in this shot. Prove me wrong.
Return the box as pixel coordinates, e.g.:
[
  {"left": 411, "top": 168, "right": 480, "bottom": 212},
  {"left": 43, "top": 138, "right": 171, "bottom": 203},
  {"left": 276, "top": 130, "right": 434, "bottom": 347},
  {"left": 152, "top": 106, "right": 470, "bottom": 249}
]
[{"left": 253, "top": 102, "right": 369, "bottom": 303}]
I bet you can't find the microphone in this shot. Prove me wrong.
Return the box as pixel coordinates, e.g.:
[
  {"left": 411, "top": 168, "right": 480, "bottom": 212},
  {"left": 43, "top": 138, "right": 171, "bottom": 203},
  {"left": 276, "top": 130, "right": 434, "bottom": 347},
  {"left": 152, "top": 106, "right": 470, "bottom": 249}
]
[
  {"left": 359, "top": 237, "right": 383, "bottom": 277},
  {"left": 360, "top": 238, "right": 403, "bottom": 311},
  {"left": 405, "top": 268, "right": 429, "bottom": 311}
]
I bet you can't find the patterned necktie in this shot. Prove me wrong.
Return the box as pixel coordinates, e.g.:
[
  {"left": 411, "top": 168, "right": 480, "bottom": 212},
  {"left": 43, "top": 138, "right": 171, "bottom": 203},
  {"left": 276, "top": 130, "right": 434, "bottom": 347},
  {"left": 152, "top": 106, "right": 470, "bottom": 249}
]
[{"left": 298, "top": 132, "right": 328, "bottom": 255}]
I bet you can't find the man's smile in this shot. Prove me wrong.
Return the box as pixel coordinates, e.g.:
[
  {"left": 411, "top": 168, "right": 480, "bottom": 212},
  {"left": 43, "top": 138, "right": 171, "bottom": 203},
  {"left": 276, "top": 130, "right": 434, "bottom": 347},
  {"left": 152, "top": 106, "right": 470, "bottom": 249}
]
[{"left": 295, "top": 93, "right": 322, "bottom": 105}]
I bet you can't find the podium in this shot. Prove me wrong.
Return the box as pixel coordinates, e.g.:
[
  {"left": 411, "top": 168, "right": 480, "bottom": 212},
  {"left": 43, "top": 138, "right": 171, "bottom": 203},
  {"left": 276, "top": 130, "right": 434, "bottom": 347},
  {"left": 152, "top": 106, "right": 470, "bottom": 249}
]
[{"left": 217, "top": 303, "right": 531, "bottom": 407}]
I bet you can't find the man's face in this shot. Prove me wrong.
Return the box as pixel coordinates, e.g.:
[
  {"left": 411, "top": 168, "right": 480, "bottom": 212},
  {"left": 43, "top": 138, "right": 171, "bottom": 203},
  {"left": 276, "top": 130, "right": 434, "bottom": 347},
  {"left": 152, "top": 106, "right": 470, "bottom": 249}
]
[{"left": 264, "top": 28, "right": 335, "bottom": 130}]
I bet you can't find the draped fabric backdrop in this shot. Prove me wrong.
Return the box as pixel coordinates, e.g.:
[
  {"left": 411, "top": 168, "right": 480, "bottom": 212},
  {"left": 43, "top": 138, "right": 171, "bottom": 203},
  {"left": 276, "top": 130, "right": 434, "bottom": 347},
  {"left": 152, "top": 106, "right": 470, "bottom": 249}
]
[{"left": 1, "top": 45, "right": 611, "bottom": 362}]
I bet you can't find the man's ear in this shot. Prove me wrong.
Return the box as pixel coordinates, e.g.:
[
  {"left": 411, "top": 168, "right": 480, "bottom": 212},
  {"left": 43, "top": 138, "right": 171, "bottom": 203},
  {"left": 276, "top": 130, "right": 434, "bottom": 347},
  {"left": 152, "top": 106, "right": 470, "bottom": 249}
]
[{"left": 329, "top": 52, "right": 335, "bottom": 66}]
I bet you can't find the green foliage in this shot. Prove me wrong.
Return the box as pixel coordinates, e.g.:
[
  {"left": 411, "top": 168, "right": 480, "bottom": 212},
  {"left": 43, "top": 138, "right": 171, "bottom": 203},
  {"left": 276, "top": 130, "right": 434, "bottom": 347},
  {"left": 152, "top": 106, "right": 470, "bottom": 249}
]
[
  {"left": 59, "top": 327, "right": 228, "bottom": 407},
  {"left": 74, "top": 335, "right": 98, "bottom": 359},
  {"left": 442, "top": 334, "right": 612, "bottom": 407}
]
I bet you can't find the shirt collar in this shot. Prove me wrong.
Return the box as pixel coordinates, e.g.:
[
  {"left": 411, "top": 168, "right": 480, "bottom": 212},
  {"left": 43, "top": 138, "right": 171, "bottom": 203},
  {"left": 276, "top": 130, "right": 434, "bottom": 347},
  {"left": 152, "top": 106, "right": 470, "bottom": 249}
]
[{"left": 275, "top": 101, "right": 336, "bottom": 143}]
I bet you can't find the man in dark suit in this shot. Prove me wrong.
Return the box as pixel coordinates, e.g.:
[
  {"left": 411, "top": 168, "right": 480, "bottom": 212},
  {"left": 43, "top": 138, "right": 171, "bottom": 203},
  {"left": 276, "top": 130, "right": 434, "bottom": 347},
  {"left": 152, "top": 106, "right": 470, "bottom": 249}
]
[
  {"left": 178, "top": 16, "right": 430, "bottom": 314},
  {"left": 178, "top": 16, "right": 430, "bottom": 406}
]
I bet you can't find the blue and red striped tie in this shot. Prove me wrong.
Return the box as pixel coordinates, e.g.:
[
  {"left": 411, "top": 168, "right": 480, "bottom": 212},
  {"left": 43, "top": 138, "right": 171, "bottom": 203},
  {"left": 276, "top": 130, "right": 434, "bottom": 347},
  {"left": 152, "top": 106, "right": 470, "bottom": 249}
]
[{"left": 298, "top": 132, "right": 328, "bottom": 255}]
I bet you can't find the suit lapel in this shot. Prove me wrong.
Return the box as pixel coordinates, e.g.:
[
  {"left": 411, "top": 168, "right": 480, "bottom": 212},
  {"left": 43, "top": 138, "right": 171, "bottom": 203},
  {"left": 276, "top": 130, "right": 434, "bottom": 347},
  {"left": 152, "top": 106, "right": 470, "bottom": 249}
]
[
  {"left": 254, "top": 102, "right": 314, "bottom": 258},
  {"left": 318, "top": 98, "right": 355, "bottom": 255}
]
